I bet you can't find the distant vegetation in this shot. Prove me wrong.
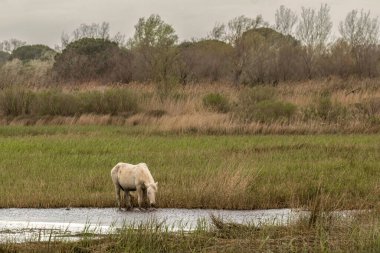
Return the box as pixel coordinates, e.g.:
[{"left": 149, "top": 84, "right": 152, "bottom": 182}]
[
  {"left": 0, "top": 5, "right": 379, "bottom": 132},
  {"left": 0, "top": 5, "right": 379, "bottom": 86}
]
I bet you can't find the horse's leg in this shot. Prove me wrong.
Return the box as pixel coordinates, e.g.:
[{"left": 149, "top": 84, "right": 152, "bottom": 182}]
[
  {"left": 137, "top": 187, "right": 144, "bottom": 210},
  {"left": 124, "top": 190, "right": 132, "bottom": 210},
  {"left": 143, "top": 188, "right": 148, "bottom": 209},
  {"left": 114, "top": 185, "right": 121, "bottom": 210}
]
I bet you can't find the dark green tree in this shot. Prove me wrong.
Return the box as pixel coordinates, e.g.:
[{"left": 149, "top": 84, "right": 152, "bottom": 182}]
[
  {"left": 53, "top": 38, "right": 132, "bottom": 83},
  {"left": 10, "top": 44, "right": 56, "bottom": 61}
]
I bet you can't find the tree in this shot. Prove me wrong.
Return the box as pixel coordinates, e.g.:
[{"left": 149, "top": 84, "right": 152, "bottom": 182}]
[
  {"left": 339, "top": 9, "right": 379, "bottom": 47},
  {"left": 208, "top": 15, "right": 267, "bottom": 45},
  {"left": 58, "top": 22, "right": 126, "bottom": 50},
  {"left": 128, "top": 14, "right": 178, "bottom": 49},
  {"left": 339, "top": 9, "right": 380, "bottom": 77},
  {"left": 275, "top": 5, "right": 297, "bottom": 35},
  {"left": 208, "top": 23, "right": 226, "bottom": 41},
  {"left": 297, "top": 4, "right": 332, "bottom": 49},
  {"left": 0, "top": 39, "right": 27, "bottom": 53},
  {"left": 53, "top": 38, "right": 133, "bottom": 83},
  {"left": 296, "top": 4, "right": 333, "bottom": 78},
  {"left": 72, "top": 22, "right": 110, "bottom": 41},
  {"left": 128, "top": 14, "right": 178, "bottom": 82},
  {"left": 234, "top": 28, "right": 301, "bottom": 85},
  {"left": 177, "top": 40, "right": 234, "bottom": 84},
  {"left": 10, "top": 45, "right": 56, "bottom": 61}
]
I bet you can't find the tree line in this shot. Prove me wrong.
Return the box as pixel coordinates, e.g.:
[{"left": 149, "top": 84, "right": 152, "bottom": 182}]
[{"left": 0, "top": 5, "right": 379, "bottom": 87}]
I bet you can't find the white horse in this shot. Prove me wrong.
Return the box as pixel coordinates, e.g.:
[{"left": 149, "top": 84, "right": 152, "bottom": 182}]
[{"left": 111, "top": 162, "right": 158, "bottom": 210}]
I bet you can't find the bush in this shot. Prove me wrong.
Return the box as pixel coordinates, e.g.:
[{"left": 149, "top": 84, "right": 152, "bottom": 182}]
[
  {"left": 239, "top": 86, "right": 276, "bottom": 104},
  {"left": 203, "top": 93, "right": 230, "bottom": 113},
  {"left": 32, "top": 90, "right": 80, "bottom": 116},
  {"left": 236, "top": 86, "right": 296, "bottom": 122},
  {"left": 248, "top": 100, "right": 297, "bottom": 123},
  {"left": 99, "top": 89, "right": 138, "bottom": 115},
  {"left": 304, "top": 92, "right": 347, "bottom": 122},
  {"left": 0, "top": 87, "right": 34, "bottom": 116}
]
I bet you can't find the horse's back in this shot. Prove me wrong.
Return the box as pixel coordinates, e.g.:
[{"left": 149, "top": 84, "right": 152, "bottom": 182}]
[{"left": 111, "top": 163, "right": 144, "bottom": 191}]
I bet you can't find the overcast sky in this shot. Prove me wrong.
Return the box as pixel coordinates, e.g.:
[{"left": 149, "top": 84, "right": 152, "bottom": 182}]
[{"left": 1, "top": 0, "right": 379, "bottom": 48}]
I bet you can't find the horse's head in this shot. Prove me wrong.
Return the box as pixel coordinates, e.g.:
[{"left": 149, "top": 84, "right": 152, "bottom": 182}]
[{"left": 147, "top": 182, "right": 158, "bottom": 207}]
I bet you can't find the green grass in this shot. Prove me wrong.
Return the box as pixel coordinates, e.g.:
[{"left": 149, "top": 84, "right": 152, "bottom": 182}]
[{"left": 0, "top": 125, "right": 379, "bottom": 209}]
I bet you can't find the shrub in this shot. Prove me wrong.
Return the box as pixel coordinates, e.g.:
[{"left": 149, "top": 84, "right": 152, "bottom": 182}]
[
  {"left": 237, "top": 99, "right": 297, "bottom": 123},
  {"left": 0, "top": 87, "right": 34, "bottom": 116},
  {"left": 239, "top": 86, "right": 276, "bottom": 104},
  {"left": 236, "top": 86, "right": 296, "bottom": 122},
  {"left": 203, "top": 93, "right": 230, "bottom": 113},
  {"left": 249, "top": 100, "right": 297, "bottom": 123},
  {"left": 70, "top": 89, "right": 139, "bottom": 115},
  {"left": 99, "top": 89, "right": 138, "bottom": 115},
  {"left": 304, "top": 92, "right": 347, "bottom": 122},
  {"left": 32, "top": 90, "right": 80, "bottom": 116}
]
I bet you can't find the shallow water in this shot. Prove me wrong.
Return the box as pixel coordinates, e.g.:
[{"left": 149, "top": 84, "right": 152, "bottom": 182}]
[
  {"left": 0, "top": 208, "right": 302, "bottom": 242},
  {"left": 0, "top": 207, "right": 358, "bottom": 243}
]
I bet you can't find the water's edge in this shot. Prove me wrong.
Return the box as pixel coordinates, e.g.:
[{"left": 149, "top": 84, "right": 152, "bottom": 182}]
[{"left": 0, "top": 208, "right": 353, "bottom": 243}]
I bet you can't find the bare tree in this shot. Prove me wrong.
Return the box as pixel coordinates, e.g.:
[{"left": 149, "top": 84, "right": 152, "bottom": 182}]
[
  {"left": 275, "top": 5, "right": 297, "bottom": 35},
  {"left": 0, "top": 39, "right": 27, "bottom": 53},
  {"left": 339, "top": 10, "right": 380, "bottom": 77},
  {"left": 207, "top": 15, "right": 267, "bottom": 45},
  {"left": 296, "top": 4, "right": 332, "bottom": 78},
  {"left": 339, "top": 9, "right": 379, "bottom": 47},
  {"left": 297, "top": 4, "right": 332, "bottom": 49},
  {"left": 57, "top": 22, "right": 125, "bottom": 50},
  {"left": 72, "top": 22, "right": 110, "bottom": 40},
  {"left": 208, "top": 23, "right": 226, "bottom": 41},
  {"left": 226, "top": 15, "right": 267, "bottom": 45}
]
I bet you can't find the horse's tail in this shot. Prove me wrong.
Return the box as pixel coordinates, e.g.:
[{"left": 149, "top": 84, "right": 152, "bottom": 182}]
[{"left": 110, "top": 163, "right": 122, "bottom": 184}]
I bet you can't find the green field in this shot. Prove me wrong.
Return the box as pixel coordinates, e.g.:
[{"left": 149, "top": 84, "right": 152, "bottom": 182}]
[{"left": 0, "top": 125, "right": 379, "bottom": 209}]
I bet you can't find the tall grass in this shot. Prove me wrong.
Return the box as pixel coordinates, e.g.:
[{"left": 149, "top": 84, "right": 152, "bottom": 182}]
[
  {"left": 0, "top": 125, "right": 379, "bottom": 210},
  {"left": 0, "top": 87, "right": 139, "bottom": 117},
  {"left": 0, "top": 78, "right": 380, "bottom": 134}
]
